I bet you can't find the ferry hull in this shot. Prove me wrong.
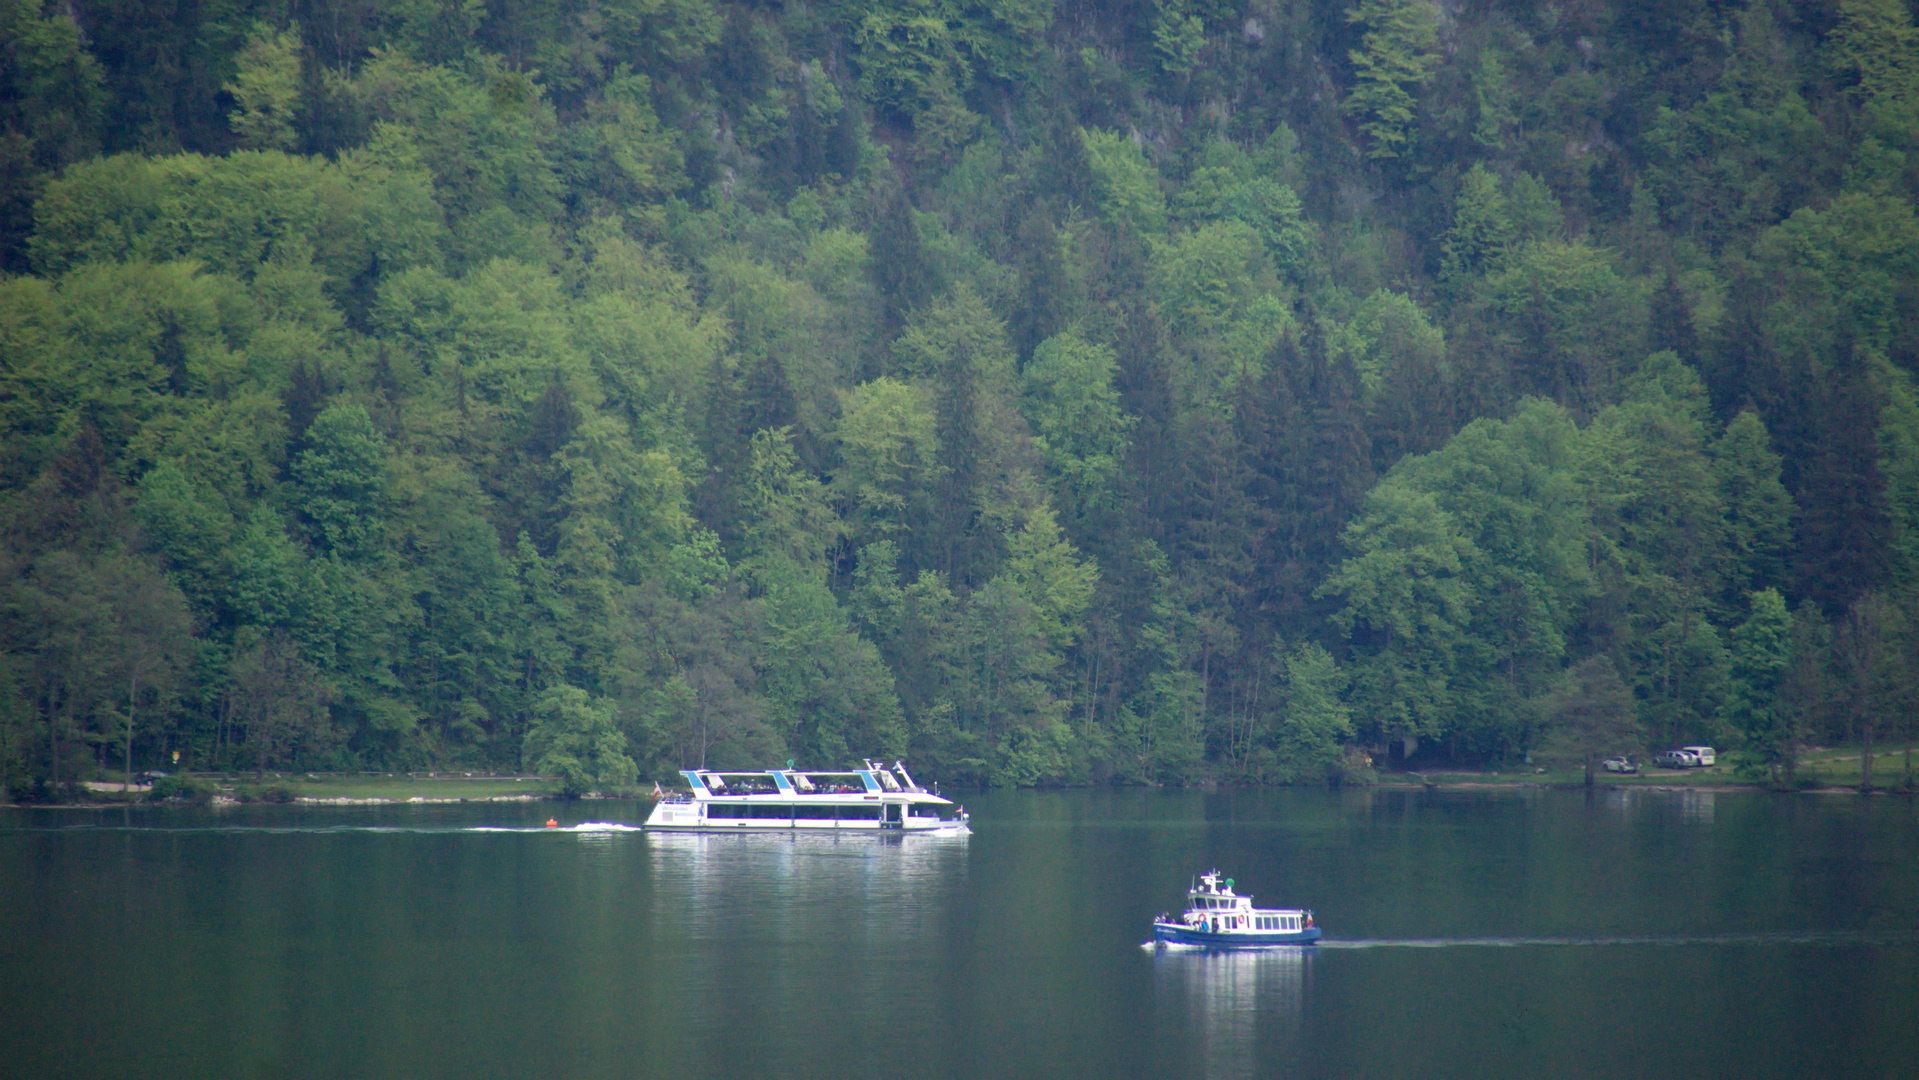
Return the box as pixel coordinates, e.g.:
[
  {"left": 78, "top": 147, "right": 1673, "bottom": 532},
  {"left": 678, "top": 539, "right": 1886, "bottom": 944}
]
[
  {"left": 1152, "top": 921, "right": 1321, "bottom": 947},
  {"left": 643, "top": 819, "right": 970, "bottom": 835}
]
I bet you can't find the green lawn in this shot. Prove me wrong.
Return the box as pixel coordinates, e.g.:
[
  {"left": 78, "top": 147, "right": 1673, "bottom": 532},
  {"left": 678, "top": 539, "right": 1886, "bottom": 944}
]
[
  {"left": 1790, "top": 746, "right": 1919, "bottom": 790},
  {"left": 1399, "top": 744, "right": 1919, "bottom": 791}
]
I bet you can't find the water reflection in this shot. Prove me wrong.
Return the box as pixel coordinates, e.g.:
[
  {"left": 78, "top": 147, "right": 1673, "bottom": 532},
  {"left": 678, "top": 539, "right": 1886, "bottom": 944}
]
[
  {"left": 647, "top": 831, "right": 969, "bottom": 932},
  {"left": 1153, "top": 947, "right": 1310, "bottom": 1079},
  {"left": 643, "top": 831, "right": 972, "bottom": 1045}
]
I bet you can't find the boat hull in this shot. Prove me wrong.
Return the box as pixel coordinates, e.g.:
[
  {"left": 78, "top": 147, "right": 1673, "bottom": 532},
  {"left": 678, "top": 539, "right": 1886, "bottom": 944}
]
[
  {"left": 643, "top": 819, "right": 970, "bottom": 835},
  {"left": 1152, "top": 921, "right": 1321, "bottom": 947}
]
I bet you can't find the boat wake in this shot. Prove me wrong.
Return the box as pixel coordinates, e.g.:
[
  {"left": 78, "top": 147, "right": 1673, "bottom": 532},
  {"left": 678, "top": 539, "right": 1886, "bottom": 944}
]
[
  {"left": 466, "top": 822, "right": 642, "bottom": 833},
  {"left": 1316, "top": 931, "right": 1918, "bottom": 948},
  {"left": 1143, "top": 930, "right": 1919, "bottom": 951},
  {"left": 15, "top": 822, "right": 646, "bottom": 835}
]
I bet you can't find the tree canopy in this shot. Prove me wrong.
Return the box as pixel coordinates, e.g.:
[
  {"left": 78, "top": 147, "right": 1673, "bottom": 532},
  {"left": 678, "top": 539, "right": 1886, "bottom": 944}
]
[{"left": 4, "top": 0, "right": 1917, "bottom": 797}]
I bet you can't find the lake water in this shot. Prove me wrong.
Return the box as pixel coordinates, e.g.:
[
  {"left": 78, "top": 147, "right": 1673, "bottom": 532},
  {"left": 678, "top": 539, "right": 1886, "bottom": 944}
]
[{"left": 4, "top": 787, "right": 1918, "bottom": 1079}]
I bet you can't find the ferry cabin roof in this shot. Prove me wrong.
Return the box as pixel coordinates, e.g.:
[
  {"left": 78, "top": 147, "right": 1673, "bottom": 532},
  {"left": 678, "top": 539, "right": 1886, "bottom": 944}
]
[{"left": 678, "top": 764, "right": 953, "bottom": 803}]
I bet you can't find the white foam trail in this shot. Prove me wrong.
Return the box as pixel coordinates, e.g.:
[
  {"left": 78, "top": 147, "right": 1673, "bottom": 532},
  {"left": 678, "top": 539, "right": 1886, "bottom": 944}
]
[
  {"left": 1316, "top": 931, "right": 1915, "bottom": 949},
  {"left": 567, "top": 822, "right": 642, "bottom": 832}
]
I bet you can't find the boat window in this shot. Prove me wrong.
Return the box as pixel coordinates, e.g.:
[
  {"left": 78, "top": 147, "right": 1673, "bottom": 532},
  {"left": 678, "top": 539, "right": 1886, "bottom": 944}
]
[
  {"left": 792, "top": 804, "right": 837, "bottom": 820},
  {"left": 909, "top": 804, "right": 942, "bottom": 818}
]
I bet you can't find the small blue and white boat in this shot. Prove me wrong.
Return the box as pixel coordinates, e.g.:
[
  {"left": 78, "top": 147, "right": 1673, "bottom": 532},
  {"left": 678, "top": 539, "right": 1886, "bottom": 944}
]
[{"left": 1152, "top": 870, "right": 1320, "bottom": 947}]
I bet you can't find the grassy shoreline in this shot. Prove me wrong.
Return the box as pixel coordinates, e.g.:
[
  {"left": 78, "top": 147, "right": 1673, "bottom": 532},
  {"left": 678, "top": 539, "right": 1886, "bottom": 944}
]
[
  {"left": 6, "top": 772, "right": 566, "bottom": 807},
  {"left": 10, "top": 746, "right": 1919, "bottom": 807}
]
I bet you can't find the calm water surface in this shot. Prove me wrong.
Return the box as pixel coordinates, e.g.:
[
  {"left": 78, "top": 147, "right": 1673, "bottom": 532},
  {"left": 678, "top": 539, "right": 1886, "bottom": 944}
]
[{"left": 4, "top": 787, "right": 1918, "bottom": 1079}]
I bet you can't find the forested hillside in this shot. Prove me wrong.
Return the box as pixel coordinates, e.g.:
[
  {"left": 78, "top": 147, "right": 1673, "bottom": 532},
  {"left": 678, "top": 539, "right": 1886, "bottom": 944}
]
[{"left": 4, "top": 0, "right": 1918, "bottom": 797}]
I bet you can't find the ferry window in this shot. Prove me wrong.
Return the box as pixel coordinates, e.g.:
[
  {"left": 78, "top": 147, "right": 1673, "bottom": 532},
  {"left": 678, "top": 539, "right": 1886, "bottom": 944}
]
[
  {"left": 751, "top": 804, "right": 792, "bottom": 819},
  {"left": 793, "top": 804, "right": 836, "bottom": 820},
  {"left": 909, "top": 804, "right": 941, "bottom": 818},
  {"left": 708, "top": 804, "right": 745, "bottom": 819}
]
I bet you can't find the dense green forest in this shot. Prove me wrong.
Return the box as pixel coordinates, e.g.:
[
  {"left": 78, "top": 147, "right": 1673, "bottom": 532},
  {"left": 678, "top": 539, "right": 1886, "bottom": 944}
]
[{"left": 3, "top": 0, "right": 1918, "bottom": 798}]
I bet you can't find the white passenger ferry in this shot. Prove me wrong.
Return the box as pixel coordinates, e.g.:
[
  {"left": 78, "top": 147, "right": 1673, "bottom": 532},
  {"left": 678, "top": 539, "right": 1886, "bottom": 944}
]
[
  {"left": 1152, "top": 870, "right": 1320, "bottom": 947},
  {"left": 642, "top": 760, "right": 970, "bottom": 835}
]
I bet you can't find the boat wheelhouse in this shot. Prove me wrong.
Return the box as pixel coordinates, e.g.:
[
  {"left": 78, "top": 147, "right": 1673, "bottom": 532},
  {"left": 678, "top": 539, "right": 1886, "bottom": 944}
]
[
  {"left": 642, "top": 760, "right": 969, "bottom": 835},
  {"left": 1152, "top": 870, "right": 1320, "bottom": 947}
]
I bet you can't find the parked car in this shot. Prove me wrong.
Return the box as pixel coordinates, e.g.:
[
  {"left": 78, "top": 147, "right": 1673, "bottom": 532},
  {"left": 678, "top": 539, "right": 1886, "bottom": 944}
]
[
  {"left": 1602, "top": 757, "right": 1638, "bottom": 774},
  {"left": 1680, "top": 745, "right": 1716, "bottom": 767},
  {"left": 1654, "top": 749, "right": 1699, "bottom": 769}
]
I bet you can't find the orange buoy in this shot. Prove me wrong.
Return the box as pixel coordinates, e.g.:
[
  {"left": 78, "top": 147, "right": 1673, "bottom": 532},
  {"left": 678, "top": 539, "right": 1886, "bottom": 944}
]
[{"left": 546, "top": 817, "right": 559, "bottom": 828}]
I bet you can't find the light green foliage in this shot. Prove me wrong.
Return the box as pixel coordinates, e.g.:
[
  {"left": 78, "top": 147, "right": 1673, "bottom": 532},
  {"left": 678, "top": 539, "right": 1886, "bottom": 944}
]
[
  {"left": 1341, "top": 0, "right": 1440, "bottom": 160},
  {"left": 1326, "top": 288, "right": 1445, "bottom": 397},
  {"left": 224, "top": 24, "right": 303, "bottom": 151},
  {"left": 1477, "top": 240, "right": 1641, "bottom": 414},
  {"left": 1001, "top": 505, "right": 1097, "bottom": 652},
  {"left": 523, "top": 682, "right": 637, "bottom": 795},
  {"left": 228, "top": 505, "right": 306, "bottom": 630},
  {"left": 0, "top": 261, "right": 245, "bottom": 474},
  {"left": 1440, "top": 164, "right": 1515, "bottom": 285},
  {"left": 892, "top": 282, "right": 1016, "bottom": 389},
  {"left": 739, "top": 427, "right": 839, "bottom": 572},
  {"left": 133, "top": 460, "right": 233, "bottom": 582},
  {"left": 348, "top": 52, "right": 561, "bottom": 266},
  {"left": 1470, "top": 49, "right": 1516, "bottom": 154},
  {"left": 1081, "top": 128, "right": 1166, "bottom": 235},
  {"left": 376, "top": 258, "right": 577, "bottom": 418},
  {"left": 835, "top": 377, "right": 943, "bottom": 539},
  {"left": 1153, "top": 0, "right": 1206, "bottom": 74},
  {"left": 29, "top": 149, "right": 443, "bottom": 308},
  {"left": 574, "top": 71, "right": 685, "bottom": 205},
  {"left": 293, "top": 403, "right": 391, "bottom": 557},
  {"left": 756, "top": 558, "right": 903, "bottom": 766},
  {"left": 1324, "top": 400, "right": 1591, "bottom": 755},
  {"left": 556, "top": 412, "right": 691, "bottom": 585},
  {"left": 1172, "top": 139, "right": 1311, "bottom": 276},
  {"left": 1761, "top": 192, "right": 1919, "bottom": 355},
  {"left": 1270, "top": 642, "right": 1357, "bottom": 784},
  {"left": 852, "top": 4, "right": 972, "bottom": 122},
  {"left": 1824, "top": 0, "right": 1919, "bottom": 109},
  {"left": 1153, "top": 220, "right": 1292, "bottom": 391},
  {"left": 1018, "top": 331, "right": 1134, "bottom": 521}
]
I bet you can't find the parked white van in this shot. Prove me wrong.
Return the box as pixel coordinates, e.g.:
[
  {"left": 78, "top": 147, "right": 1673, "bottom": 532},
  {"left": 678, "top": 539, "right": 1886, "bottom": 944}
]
[{"left": 1681, "top": 745, "right": 1716, "bottom": 767}]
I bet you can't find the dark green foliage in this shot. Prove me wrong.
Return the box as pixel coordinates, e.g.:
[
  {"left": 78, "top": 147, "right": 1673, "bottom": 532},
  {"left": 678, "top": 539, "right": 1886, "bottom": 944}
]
[{"left": 0, "top": 0, "right": 1914, "bottom": 794}]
